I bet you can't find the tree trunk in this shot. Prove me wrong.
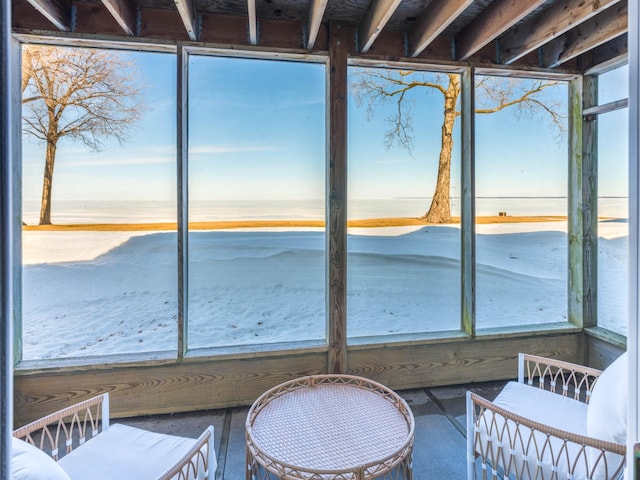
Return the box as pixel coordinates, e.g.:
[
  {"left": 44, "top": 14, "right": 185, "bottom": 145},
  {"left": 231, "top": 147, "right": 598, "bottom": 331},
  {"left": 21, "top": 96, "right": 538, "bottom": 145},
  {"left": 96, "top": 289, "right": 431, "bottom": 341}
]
[
  {"left": 421, "top": 75, "right": 460, "bottom": 223},
  {"left": 39, "top": 135, "right": 57, "bottom": 225}
]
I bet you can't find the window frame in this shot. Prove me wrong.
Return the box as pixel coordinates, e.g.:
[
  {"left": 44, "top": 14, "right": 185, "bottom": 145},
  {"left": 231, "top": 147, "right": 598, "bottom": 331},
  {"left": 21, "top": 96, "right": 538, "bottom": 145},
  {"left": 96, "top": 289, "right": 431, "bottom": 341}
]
[{"left": 11, "top": 36, "right": 617, "bottom": 372}]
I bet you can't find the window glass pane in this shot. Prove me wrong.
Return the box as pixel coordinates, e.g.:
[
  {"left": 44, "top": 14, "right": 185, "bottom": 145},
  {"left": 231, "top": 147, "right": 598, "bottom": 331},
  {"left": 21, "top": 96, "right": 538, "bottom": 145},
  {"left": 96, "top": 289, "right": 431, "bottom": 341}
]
[
  {"left": 475, "top": 76, "right": 568, "bottom": 330},
  {"left": 21, "top": 46, "right": 177, "bottom": 360},
  {"left": 187, "top": 56, "right": 325, "bottom": 350},
  {"left": 598, "top": 108, "right": 628, "bottom": 336},
  {"left": 598, "top": 65, "right": 628, "bottom": 105},
  {"left": 347, "top": 67, "right": 462, "bottom": 339}
]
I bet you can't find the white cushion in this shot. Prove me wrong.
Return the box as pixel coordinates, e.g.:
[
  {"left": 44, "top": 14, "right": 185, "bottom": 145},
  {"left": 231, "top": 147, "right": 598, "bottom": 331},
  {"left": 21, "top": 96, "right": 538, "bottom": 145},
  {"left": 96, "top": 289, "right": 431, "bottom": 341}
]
[
  {"left": 586, "top": 352, "right": 628, "bottom": 479},
  {"left": 475, "top": 381, "right": 593, "bottom": 479},
  {"left": 493, "top": 380, "right": 589, "bottom": 434},
  {"left": 58, "top": 423, "right": 214, "bottom": 480},
  {"left": 11, "top": 437, "right": 71, "bottom": 480},
  {"left": 588, "top": 351, "right": 628, "bottom": 444}
]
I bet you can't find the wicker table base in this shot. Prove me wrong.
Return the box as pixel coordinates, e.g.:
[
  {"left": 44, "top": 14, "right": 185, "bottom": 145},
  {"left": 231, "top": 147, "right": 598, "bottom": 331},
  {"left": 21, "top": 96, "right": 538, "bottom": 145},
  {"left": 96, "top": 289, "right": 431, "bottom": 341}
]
[{"left": 245, "top": 375, "right": 414, "bottom": 480}]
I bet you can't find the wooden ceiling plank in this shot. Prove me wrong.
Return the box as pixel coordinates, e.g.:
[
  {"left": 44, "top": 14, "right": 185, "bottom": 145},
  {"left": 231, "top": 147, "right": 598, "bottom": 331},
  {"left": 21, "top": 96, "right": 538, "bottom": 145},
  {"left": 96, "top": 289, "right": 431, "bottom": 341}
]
[
  {"left": 358, "top": 0, "right": 402, "bottom": 53},
  {"left": 174, "top": 0, "right": 198, "bottom": 41},
  {"left": 248, "top": 0, "right": 257, "bottom": 45},
  {"left": 455, "top": 0, "right": 547, "bottom": 61},
  {"left": 408, "top": 0, "right": 473, "bottom": 57},
  {"left": 501, "top": 0, "right": 622, "bottom": 64},
  {"left": 24, "top": 0, "right": 71, "bottom": 31},
  {"left": 542, "top": 2, "right": 628, "bottom": 68},
  {"left": 101, "top": 0, "right": 137, "bottom": 36},
  {"left": 307, "top": 0, "right": 328, "bottom": 49}
]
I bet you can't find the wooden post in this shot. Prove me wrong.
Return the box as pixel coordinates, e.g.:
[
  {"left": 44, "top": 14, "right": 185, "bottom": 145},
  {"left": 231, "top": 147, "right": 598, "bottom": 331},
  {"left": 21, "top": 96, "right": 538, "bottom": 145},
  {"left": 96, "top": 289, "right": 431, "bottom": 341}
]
[
  {"left": 177, "top": 44, "right": 189, "bottom": 358},
  {"left": 1, "top": 3, "right": 16, "bottom": 475},
  {"left": 628, "top": 0, "right": 640, "bottom": 465},
  {"left": 11, "top": 43, "right": 21, "bottom": 367},
  {"left": 326, "top": 22, "right": 348, "bottom": 374},
  {"left": 461, "top": 67, "right": 475, "bottom": 336},
  {"left": 568, "top": 76, "right": 584, "bottom": 327},
  {"left": 582, "top": 75, "right": 598, "bottom": 328}
]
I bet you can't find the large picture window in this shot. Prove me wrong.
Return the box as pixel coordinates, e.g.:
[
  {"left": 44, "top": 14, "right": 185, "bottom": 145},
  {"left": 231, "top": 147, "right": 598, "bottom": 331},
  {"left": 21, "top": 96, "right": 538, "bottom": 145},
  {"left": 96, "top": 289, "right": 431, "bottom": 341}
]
[
  {"left": 186, "top": 55, "right": 326, "bottom": 350},
  {"left": 474, "top": 75, "right": 569, "bottom": 330},
  {"left": 597, "top": 65, "right": 629, "bottom": 336},
  {"left": 347, "top": 67, "right": 462, "bottom": 339},
  {"left": 21, "top": 45, "right": 177, "bottom": 360},
  {"left": 16, "top": 41, "right": 608, "bottom": 368}
]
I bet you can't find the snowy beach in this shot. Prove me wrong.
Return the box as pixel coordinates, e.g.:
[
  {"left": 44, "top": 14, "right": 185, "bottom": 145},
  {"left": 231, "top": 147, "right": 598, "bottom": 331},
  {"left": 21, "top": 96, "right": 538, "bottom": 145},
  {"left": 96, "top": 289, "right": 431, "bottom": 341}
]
[{"left": 20, "top": 219, "right": 628, "bottom": 361}]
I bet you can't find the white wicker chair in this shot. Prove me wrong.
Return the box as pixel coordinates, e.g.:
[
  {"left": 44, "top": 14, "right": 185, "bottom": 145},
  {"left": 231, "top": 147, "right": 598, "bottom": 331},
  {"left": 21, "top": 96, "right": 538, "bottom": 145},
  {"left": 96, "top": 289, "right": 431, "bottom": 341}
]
[
  {"left": 466, "top": 353, "right": 626, "bottom": 480},
  {"left": 12, "top": 393, "right": 216, "bottom": 480}
]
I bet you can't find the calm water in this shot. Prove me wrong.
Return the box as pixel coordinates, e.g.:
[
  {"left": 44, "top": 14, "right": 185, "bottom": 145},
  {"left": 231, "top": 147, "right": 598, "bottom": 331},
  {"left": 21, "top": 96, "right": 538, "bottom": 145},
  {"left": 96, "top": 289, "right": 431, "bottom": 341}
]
[{"left": 22, "top": 197, "right": 628, "bottom": 225}]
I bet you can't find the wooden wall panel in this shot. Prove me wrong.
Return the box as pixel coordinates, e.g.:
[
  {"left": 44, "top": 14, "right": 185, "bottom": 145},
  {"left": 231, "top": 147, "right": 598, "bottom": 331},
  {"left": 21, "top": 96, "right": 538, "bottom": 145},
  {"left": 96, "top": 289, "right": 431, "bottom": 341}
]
[
  {"left": 585, "top": 328, "right": 626, "bottom": 369},
  {"left": 347, "top": 333, "right": 582, "bottom": 390},
  {"left": 140, "top": 8, "right": 191, "bottom": 41},
  {"left": 14, "top": 332, "right": 586, "bottom": 426},
  {"left": 14, "top": 351, "right": 328, "bottom": 426},
  {"left": 74, "top": 3, "right": 124, "bottom": 36},
  {"left": 259, "top": 19, "right": 305, "bottom": 49},
  {"left": 311, "top": 23, "right": 328, "bottom": 51},
  {"left": 414, "top": 35, "right": 453, "bottom": 63},
  {"left": 465, "top": 43, "right": 500, "bottom": 66},
  {"left": 363, "top": 29, "right": 406, "bottom": 57},
  {"left": 200, "top": 14, "right": 248, "bottom": 45}
]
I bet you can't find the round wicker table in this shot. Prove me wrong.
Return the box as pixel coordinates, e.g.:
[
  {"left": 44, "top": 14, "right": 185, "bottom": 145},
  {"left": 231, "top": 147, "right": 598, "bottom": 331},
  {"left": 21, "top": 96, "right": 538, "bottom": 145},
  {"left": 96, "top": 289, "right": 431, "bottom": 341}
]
[{"left": 245, "top": 375, "right": 414, "bottom": 480}]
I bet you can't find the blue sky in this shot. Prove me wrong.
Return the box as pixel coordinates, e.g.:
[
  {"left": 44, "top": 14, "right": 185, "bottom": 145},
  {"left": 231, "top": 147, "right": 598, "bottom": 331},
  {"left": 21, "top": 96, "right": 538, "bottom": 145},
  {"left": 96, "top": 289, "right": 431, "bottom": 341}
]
[
  {"left": 187, "top": 55, "right": 325, "bottom": 201},
  {"left": 598, "top": 64, "right": 630, "bottom": 197},
  {"left": 21, "top": 48, "right": 629, "bottom": 214},
  {"left": 22, "top": 50, "right": 178, "bottom": 203}
]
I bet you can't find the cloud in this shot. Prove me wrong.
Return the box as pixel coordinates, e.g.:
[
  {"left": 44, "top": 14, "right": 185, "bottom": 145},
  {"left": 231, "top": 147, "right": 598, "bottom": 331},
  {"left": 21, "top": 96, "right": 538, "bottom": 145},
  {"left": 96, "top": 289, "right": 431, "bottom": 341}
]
[
  {"left": 62, "top": 155, "right": 174, "bottom": 167},
  {"left": 189, "top": 144, "right": 279, "bottom": 155},
  {"left": 46, "top": 144, "right": 280, "bottom": 168}
]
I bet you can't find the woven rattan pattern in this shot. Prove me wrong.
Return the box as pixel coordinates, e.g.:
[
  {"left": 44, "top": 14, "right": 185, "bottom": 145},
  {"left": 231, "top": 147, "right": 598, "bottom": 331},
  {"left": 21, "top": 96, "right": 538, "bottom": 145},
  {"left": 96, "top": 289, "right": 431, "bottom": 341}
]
[{"left": 246, "top": 375, "right": 414, "bottom": 479}]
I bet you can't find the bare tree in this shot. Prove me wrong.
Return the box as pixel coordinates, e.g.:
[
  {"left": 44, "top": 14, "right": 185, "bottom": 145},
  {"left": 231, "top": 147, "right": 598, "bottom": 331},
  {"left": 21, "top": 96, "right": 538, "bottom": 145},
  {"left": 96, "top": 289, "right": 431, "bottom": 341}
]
[
  {"left": 22, "top": 45, "right": 144, "bottom": 225},
  {"left": 352, "top": 70, "right": 565, "bottom": 223}
]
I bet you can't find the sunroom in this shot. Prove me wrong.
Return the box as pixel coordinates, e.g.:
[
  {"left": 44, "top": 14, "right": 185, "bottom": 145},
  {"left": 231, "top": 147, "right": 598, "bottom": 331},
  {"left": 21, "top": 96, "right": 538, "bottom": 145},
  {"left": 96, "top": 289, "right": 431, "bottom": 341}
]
[{"left": 2, "top": 0, "right": 639, "bottom": 477}]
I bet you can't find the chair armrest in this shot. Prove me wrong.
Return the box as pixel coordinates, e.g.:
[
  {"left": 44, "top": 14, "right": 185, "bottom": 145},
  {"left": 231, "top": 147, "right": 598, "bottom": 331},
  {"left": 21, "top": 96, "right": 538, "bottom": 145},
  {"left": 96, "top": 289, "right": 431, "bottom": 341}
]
[
  {"left": 467, "top": 391, "right": 626, "bottom": 479},
  {"left": 13, "top": 393, "right": 109, "bottom": 460},
  {"left": 156, "top": 425, "right": 216, "bottom": 480},
  {"left": 518, "top": 353, "right": 602, "bottom": 403}
]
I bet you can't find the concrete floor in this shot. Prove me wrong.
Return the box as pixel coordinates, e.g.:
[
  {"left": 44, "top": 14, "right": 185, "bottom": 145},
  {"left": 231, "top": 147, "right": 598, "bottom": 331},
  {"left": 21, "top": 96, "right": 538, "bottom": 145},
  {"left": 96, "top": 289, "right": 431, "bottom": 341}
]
[{"left": 120, "top": 379, "right": 508, "bottom": 479}]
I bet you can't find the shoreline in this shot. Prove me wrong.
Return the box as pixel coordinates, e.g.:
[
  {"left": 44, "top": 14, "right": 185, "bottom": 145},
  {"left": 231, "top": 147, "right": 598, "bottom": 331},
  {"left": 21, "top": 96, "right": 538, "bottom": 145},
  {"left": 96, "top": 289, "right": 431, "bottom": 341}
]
[{"left": 21, "top": 215, "right": 574, "bottom": 232}]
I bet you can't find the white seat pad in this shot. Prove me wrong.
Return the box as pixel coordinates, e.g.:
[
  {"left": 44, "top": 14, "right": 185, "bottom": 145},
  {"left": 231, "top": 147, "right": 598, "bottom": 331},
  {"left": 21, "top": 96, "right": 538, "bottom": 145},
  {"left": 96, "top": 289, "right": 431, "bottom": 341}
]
[
  {"left": 493, "top": 381, "right": 589, "bottom": 435},
  {"left": 476, "top": 381, "right": 594, "bottom": 479},
  {"left": 58, "top": 423, "right": 201, "bottom": 480}
]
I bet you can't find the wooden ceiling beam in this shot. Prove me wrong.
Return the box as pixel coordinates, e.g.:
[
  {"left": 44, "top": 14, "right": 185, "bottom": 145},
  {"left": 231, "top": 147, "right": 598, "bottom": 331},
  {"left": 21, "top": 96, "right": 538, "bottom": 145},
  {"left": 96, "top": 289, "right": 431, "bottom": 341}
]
[
  {"left": 358, "top": 0, "right": 401, "bottom": 53},
  {"left": 542, "top": 2, "right": 627, "bottom": 68},
  {"left": 174, "top": 0, "right": 198, "bottom": 41},
  {"left": 455, "top": 0, "right": 546, "bottom": 61},
  {"left": 578, "top": 33, "right": 628, "bottom": 73},
  {"left": 307, "top": 0, "right": 328, "bottom": 49},
  {"left": 24, "top": 0, "right": 71, "bottom": 31},
  {"left": 408, "top": 0, "right": 472, "bottom": 57},
  {"left": 500, "top": 0, "right": 622, "bottom": 64},
  {"left": 247, "top": 0, "right": 257, "bottom": 45},
  {"left": 101, "top": 0, "right": 137, "bottom": 36}
]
